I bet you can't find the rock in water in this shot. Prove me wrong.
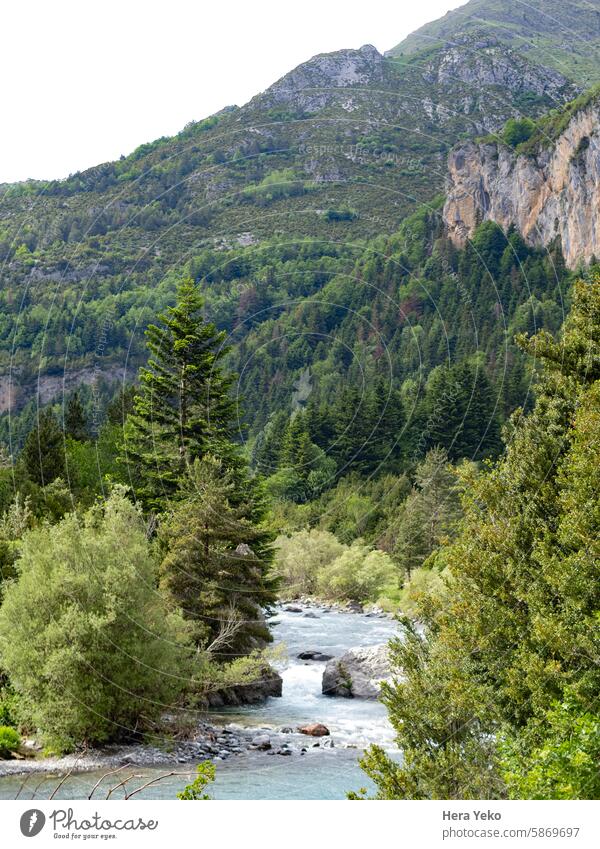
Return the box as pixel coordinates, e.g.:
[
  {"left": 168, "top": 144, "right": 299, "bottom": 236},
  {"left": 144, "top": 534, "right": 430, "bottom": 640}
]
[
  {"left": 322, "top": 644, "right": 391, "bottom": 698},
  {"left": 251, "top": 734, "right": 272, "bottom": 750},
  {"left": 297, "top": 650, "right": 333, "bottom": 661},
  {"left": 297, "top": 723, "right": 330, "bottom": 737}
]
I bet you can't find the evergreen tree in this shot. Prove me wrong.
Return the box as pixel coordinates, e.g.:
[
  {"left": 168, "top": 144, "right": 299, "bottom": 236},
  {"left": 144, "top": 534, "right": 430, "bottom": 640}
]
[
  {"left": 21, "top": 409, "right": 65, "bottom": 486},
  {"left": 353, "top": 275, "right": 600, "bottom": 799},
  {"left": 159, "top": 456, "right": 277, "bottom": 656},
  {"left": 106, "top": 384, "right": 136, "bottom": 426},
  {"left": 123, "top": 277, "right": 235, "bottom": 507},
  {"left": 64, "top": 391, "right": 88, "bottom": 441}
]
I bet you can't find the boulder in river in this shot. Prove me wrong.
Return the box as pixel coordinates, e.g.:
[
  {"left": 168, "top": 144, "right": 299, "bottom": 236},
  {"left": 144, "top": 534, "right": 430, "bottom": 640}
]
[
  {"left": 297, "top": 651, "right": 333, "bottom": 661},
  {"left": 251, "top": 734, "right": 272, "bottom": 750},
  {"left": 322, "top": 644, "right": 391, "bottom": 698},
  {"left": 285, "top": 605, "right": 303, "bottom": 613},
  {"left": 205, "top": 665, "right": 283, "bottom": 707},
  {"left": 297, "top": 723, "right": 330, "bottom": 737}
]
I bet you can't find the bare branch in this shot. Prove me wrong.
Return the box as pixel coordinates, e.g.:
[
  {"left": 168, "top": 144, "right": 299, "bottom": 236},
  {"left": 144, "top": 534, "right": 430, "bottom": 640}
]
[
  {"left": 106, "top": 772, "right": 142, "bottom": 800},
  {"left": 124, "top": 770, "right": 192, "bottom": 800},
  {"left": 87, "top": 764, "right": 129, "bottom": 800},
  {"left": 205, "top": 603, "right": 243, "bottom": 656}
]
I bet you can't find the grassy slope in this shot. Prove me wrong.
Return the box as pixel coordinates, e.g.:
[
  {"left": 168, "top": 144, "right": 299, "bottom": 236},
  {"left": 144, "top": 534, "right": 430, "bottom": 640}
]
[{"left": 388, "top": 0, "right": 600, "bottom": 87}]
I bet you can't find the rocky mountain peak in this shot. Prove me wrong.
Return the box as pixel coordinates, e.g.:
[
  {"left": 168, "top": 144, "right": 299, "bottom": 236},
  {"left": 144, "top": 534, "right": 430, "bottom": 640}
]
[{"left": 252, "top": 44, "right": 385, "bottom": 111}]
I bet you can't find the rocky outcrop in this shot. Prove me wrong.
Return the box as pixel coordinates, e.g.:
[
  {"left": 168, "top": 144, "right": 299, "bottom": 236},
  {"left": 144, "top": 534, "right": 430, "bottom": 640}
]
[
  {"left": 443, "top": 95, "right": 600, "bottom": 269},
  {"left": 253, "top": 45, "right": 385, "bottom": 113},
  {"left": 421, "top": 35, "right": 575, "bottom": 101},
  {"left": 322, "top": 644, "right": 392, "bottom": 699},
  {"left": 204, "top": 666, "right": 283, "bottom": 708}
]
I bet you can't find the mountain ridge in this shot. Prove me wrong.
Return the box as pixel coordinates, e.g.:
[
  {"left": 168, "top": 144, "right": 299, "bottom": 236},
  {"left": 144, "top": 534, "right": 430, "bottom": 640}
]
[{"left": 0, "top": 0, "right": 594, "bottom": 422}]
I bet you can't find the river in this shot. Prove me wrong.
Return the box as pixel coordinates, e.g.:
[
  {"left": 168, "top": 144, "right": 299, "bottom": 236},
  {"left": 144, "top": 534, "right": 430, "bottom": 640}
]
[{"left": 0, "top": 605, "right": 399, "bottom": 800}]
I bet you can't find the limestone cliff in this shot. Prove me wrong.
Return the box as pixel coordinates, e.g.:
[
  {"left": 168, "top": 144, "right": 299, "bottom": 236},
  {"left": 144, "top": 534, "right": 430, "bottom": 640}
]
[{"left": 443, "top": 95, "right": 600, "bottom": 269}]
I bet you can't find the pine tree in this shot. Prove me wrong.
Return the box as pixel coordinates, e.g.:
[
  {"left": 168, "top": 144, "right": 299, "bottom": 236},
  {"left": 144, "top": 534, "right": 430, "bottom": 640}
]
[
  {"left": 64, "top": 391, "right": 88, "bottom": 441},
  {"left": 123, "top": 277, "right": 235, "bottom": 507},
  {"left": 354, "top": 275, "right": 600, "bottom": 800},
  {"left": 159, "top": 456, "right": 277, "bottom": 656},
  {"left": 22, "top": 409, "right": 65, "bottom": 486}
]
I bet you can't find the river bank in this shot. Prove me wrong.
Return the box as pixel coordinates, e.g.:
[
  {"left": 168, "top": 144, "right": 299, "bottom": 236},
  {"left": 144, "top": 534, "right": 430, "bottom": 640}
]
[{"left": 0, "top": 602, "right": 399, "bottom": 799}]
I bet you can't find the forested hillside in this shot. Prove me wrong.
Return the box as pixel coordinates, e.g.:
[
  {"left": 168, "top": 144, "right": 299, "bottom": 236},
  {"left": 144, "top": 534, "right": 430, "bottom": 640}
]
[
  {"left": 0, "top": 4, "right": 584, "bottom": 416},
  {"left": 0, "top": 0, "right": 598, "bottom": 802}
]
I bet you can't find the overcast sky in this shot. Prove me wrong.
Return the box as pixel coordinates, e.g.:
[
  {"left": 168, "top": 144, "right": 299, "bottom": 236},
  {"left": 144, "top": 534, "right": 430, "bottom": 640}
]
[{"left": 1, "top": 0, "right": 467, "bottom": 183}]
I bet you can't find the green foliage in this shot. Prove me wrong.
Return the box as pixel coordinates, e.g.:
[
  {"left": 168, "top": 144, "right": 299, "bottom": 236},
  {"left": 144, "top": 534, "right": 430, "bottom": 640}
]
[
  {"left": 21, "top": 410, "right": 65, "bottom": 486},
  {"left": 0, "top": 488, "right": 190, "bottom": 752},
  {"left": 0, "top": 688, "right": 20, "bottom": 729},
  {"left": 177, "top": 761, "right": 216, "bottom": 800},
  {"left": 355, "top": 274, "right": 600, "bottom": 799},
  {"left": 274, "top": 528, "right": 397, "bottom": 603},
  {"left": 316, "top": 542, "right": 397, "bottom": 603},
  {"left": 0, "top": 726, "right": 20, "bottom": 758},
  {"left": 384, "top": 447, "right": 462, "bottom": 578},
  {"left": 501, "top": 693, "right": 600, "bottom": 800},
  {"left": 124, "top": 275, "right": 236, "bottom": 508},
  {"left": 159, "top": 456, "right": 276, "bottom": 656},
  {"left": 64, "top": 392, "right": 89, "bottom": 441},
  {"left": 502, "top": 117, "right": 536, "bottom": 147},
  {"left": 274, "top": 528, "right": 345, "bottom": 596}
]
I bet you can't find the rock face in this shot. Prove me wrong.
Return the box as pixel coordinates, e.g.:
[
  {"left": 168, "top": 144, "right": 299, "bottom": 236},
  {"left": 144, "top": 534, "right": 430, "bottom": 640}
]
[
  {"left": 254, "top": 45, "right": 385, "bottom": 113},
  {"left": 443, "top": 94, "right": 600, "bottom": 269},
  {"left": 322, "top": 644, "right": 391, "bottom": 699}
]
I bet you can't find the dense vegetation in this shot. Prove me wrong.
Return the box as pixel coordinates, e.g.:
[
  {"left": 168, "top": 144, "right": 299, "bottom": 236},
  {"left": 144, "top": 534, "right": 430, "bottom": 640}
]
[
  {"left": 352, "top": 275, "right": 600, "bottom": 800},
  {"left": 0, "top": 0, "right": 597, "bottom": 802},
  {"left": 0, "top": 282, "right": 277, "bottom": 752}
]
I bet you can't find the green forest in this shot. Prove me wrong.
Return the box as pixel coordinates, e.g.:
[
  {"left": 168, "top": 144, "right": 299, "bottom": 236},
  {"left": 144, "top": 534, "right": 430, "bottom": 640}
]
[{"left": 0, "top": 0, "right": 598, "bottom": 805}]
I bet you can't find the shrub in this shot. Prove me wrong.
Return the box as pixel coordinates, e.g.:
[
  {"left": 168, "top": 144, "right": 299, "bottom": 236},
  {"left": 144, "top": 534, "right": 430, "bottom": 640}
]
[
  {"left": 0, "top": 726, "right": 20, "bottom": 758},
  {"left": 0, "top": 488, "right": 190, "bottom": 752},
  {"left": 177, "top": 762, "right": 215, "bottom": 800},
  {"left": 502, "top": 117, "right": 536, "bottom": 148},
  {"left": 317, "top": 542, "right": 397, "bottom": 602},
  {"left": 274, "top": 529, "right": 344, "bottom": 596}
]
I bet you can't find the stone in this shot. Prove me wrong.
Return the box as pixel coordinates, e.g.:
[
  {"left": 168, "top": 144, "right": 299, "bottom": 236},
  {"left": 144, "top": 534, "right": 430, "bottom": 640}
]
[
  {"left": 285, "top": 605, "right": 303, "bottom": 613},
  {"left": 297, "top": 723, "right": 330, "bottom": 737},
  {"left": 205, "top": 666, "right": 283, "bottom": 707},
  {"left": 297, "top": 651, "right": 334, "bottom": 661},
  {"left": 322, "top": 644, "right": 392, "bottom": 698},
  {"left": 251, "top": 734, "right": 272, "bottom": 750},
  {"left": 303, "top": 611, "right": 319, "bottom": 618}
]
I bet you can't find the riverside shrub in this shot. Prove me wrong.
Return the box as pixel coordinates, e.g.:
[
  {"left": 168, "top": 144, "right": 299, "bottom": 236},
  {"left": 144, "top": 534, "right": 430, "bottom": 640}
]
[{"left": 0, "top": 488, "right": 190, "bottom": 752}]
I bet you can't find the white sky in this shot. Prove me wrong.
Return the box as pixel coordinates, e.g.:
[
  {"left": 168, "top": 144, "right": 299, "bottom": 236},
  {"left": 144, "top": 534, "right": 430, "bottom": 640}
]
[{"left": 1, "top": 0, "right": 467, "bottom": 183}]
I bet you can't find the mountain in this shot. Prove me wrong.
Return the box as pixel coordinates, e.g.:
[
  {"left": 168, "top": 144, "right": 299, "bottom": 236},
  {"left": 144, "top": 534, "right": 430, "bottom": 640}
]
[
  {"left": 0, "top": 0, "right": 595, "bottom": 423},
  {"left": 388, "top": 0, "right": 600, "bottom": 87},
  {"left": 444, "top": 87, "right": 600, "bottom": 268}
]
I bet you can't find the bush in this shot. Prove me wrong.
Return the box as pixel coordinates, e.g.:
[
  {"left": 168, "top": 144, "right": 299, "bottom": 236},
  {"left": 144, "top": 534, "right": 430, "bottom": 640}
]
[
  {"left": 317, "top": 542, "right": 397, "bottom": 602},
  {"left": 0, "top": 488, "right": 190, "bottom": 752},
  {"left": 0, "top": 688, "right": 20, "bottom": 728},
  {"left": 274, "top": 529, "right": 344, "bottom": 596},
  {"left": 502, "top": 117, "right": 536, "bottom": 148},
  {"left": 0, "top": 726, "right": 20, "bottom": 758}
]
